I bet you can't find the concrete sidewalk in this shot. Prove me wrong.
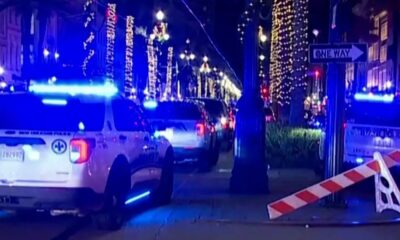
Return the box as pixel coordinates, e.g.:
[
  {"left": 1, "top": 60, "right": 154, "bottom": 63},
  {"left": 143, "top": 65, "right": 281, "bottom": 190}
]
[{"left": 166, "top": 168, "right": 400, "bottom": 225}]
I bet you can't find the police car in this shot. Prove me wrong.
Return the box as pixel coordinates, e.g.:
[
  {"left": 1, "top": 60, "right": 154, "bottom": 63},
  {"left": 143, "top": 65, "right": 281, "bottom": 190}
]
[
  {"left": 344, "top": 95, "right": 400, "bottom": 167},
  {"left": 0, "top": 83, "right": 174, "bottom": 230}
]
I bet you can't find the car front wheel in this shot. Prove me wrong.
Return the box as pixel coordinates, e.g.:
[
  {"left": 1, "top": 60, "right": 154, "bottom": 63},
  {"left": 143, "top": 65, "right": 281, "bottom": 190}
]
[
  {"left": 151, "top": 149, "right": 174, "bottom": 205},
  {"left": 92, "top": 157, "right": 130, "bottom": 231}
]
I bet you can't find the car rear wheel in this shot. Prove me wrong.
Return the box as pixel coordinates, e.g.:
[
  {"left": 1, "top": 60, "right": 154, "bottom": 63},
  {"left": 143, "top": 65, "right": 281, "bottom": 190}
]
[
  {"left": 92, "top": 157, "right": 130, "bottom": 231},
  {"left": 151, "top": 149, "right": 174, "bottom": 206}
]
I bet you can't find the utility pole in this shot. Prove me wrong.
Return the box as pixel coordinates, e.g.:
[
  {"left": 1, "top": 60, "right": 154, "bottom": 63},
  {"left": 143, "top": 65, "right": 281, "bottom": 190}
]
[
  {"left": 230, "top": 0, "right": 269, "bottom": 194},
  {"left": 324, "top": 0, "right": 346, "bottom": 206}
]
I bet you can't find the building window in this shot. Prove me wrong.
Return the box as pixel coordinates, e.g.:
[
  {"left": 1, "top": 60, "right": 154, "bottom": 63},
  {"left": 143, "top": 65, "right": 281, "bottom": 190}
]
[
  {"left": 378, "top": 68, "right": 386, "bottom": 91},
  {"left": 372, "top": 43, "right": 379, "bottom": 61},
  {"left": 381, "top": 19, "right": 388, "bottom": 41},
  {"left": 345, "top": 63, "right": 354, "bottom": 90},
  {"left": 368, "top": 46, "right": 373, "bottom": 61},
  {"left": 373, "top": 17, "right": 379, "bottom": 35},
  {"left": 380, "top": 45, "right": 387, "bottom": 63},
  {"left": 367, "top": 70, "right": 373, "bottom": 88}
]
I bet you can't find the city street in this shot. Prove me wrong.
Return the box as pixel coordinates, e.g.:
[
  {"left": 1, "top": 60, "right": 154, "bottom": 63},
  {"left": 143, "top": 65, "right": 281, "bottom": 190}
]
[{"left": 1, "top": 151, "right": 400, "bottom": 240}]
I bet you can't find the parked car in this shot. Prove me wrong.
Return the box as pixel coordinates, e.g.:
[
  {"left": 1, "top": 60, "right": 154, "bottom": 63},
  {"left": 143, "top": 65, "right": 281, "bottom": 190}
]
[
  {"left": 193, "top": 98, "right": 233, "bottom": 150},
  {"left": 0, "top": 85, "right": 174, "bottom": 230},
  {"left": 143, "top": 100, "right": 219, "bottom": 171}
]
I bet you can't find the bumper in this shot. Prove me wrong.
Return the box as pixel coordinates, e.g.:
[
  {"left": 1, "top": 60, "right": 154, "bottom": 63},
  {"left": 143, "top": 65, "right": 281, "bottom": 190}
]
[
  {"left": 174, "top": 147, "right": 205, "bottom": 161},
  {"left": 0, "top": 186, "right": 103, "bottom": 211}
]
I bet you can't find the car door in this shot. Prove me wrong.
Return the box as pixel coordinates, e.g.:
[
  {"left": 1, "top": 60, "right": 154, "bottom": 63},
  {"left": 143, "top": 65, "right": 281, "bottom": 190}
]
[
  {"left": 130, "top": 103, "right": 159, "bottom": 164},
  {"left": 112, "top": 99, "right": 146, "bottom": 167}
]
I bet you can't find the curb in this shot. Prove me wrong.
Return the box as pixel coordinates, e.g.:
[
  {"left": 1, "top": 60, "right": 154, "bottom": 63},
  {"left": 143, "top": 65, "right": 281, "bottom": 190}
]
[{"left": 199, "top": 217, "right": 400, "bottom": 228}]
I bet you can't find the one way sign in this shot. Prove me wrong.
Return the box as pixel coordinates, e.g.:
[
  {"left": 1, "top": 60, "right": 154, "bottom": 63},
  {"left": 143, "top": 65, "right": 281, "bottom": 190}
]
[{"left": 309, "top": 43, "right": 368, "bottom": 63}]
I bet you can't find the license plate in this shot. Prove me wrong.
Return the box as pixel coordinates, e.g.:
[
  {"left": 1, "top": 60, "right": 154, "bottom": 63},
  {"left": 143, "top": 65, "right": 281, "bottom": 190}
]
[{"left": 0, "top": 150, "right": 24, "bottom": 162}]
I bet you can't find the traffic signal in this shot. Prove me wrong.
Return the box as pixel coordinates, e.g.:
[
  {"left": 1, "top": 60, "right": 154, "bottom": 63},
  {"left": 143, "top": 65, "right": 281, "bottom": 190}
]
[{"left": 261, "top": 84, "right": 269, "bottom": 99}]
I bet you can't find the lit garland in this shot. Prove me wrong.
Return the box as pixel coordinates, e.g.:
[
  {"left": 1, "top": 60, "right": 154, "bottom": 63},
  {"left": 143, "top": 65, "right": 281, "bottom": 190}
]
[
  {"left": 197, "top": 74, "right": 202, "bottom": 98},
  {"left": 82, "top": 0, "right": 95, "bottom": 77},
  {"left": 291, "top": 0, "right": 309, "bottom": 99},
  {"left": 106, "top": 3, "right": 117, "bottom": 81},
  {"left": 125, "top": 16, "right": 134, "bottom": 97},
  {"left": 165, "top": 47, "right": 174, "bottom": 98},
  {"left": 147, "top": 38, "right": 157, "bottom": 99},
  {"left": 209, "top": 78, "right": 215, "bottom": 98},
  {"left": 269, "top": 0, "right": 296, "bottom": 107}
]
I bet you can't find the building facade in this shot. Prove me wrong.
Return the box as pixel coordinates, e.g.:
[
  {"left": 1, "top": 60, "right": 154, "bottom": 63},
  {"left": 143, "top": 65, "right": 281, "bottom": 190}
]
[
  {"left": 0, "top": 7, "right": 21, "bottom": 85},
  {"left": 346, "top": 1, "right": 400, "bottom": 95},
  {"left": 0, "top": 5, "right": 60, "bottom": 87}
]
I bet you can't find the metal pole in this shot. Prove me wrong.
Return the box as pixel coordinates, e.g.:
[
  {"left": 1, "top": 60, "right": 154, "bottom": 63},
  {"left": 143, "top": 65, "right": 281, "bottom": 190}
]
[
  {"left": 324, "top": 0, "right": 346, "bottom": 207},
  {"left": 230, "top": 1, "right": 269, "bottom": 194}
]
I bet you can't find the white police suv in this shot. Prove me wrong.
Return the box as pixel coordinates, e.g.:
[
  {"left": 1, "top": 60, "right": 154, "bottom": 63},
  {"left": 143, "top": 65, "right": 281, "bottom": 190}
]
[{"left": 0, "top": 83, "right": 174, "bottom": 230}]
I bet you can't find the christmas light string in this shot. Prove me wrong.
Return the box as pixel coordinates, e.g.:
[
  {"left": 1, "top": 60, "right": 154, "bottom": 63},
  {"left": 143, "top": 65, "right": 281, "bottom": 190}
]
[
  {"left": 106, "top": 3, "right": 117, "bottom": 82},
  {"left": 125, "top": 16, "right": 134, "bottom": 97},
  {"left": 82, "top": 0, "right": 95, "bottom": 77}
]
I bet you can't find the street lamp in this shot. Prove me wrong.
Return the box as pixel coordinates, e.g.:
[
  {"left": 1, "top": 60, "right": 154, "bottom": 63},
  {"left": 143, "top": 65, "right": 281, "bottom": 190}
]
[
  {"left": 156, "top": 10, "right": 165, "bottom": 21},
  {"left": 203, "top": 56, "right": 209, "bottom": 62},
  {"left": 259, "top": 54, "right": 266, "bottom": 61},
  {"left": 0, "top": 66, "right": 5, "bottom": 75},
  {"left": 189, "top": 53, "right": 196, "bottom": 60},
  {"left": 312, "top": 29, "right": 320, "bottom": 37},
  {"left": 54, "top": 52, "right": 60, "bottom": 60},
  {"left": 43, "top": 48, "right": 50, "bottom": 58},
  {"left": 163, "top": 33, "right": 170, "bottom": 41},
  {"left": 258, "top": 26, "right": 268, "bottom": 43}
]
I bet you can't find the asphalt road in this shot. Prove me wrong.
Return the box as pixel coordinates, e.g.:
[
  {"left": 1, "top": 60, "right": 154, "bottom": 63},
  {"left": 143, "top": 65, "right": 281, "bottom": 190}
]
[{"left": 1, "top": 151, "right": 400, "bottom": 240}]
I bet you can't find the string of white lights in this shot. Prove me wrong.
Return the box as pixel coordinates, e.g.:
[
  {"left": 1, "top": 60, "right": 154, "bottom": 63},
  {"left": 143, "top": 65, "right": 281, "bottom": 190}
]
[
  {"left": 82, "top": 0, "right": 95, "bottom": 77},
  {"left": 165, "top": 47, "right": 174, "bottom": 98},
  {"left": 125, "top": 16, "right": 134, "bottom": 96},
  {"left": 106, "top": 3, "right": 117, "bottom": 82}
]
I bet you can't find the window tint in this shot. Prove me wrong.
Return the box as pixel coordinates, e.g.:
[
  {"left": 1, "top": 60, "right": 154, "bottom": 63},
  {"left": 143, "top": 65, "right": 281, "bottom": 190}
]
[
  {"left": 196, "top": 99, "right": 227, "bottom": 118},
  {"left": 112, "top": 99, "right": 144, "bottom": 132},
  {"left": 144, "top": 102, "right": 202, "bottom": 120},
  {"left": 0, "top": 94, "right": 105, "bottom": 131}
]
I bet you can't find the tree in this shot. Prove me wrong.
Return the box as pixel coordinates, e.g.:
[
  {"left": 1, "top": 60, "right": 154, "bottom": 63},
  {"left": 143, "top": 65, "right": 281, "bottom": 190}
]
[
  {"left": 269, "top": 0, "right": 294, "bottom": 122},
  {"left": 269, "top": 0, "right": 309, "bottom": 124},
  {"left": 289, "top": 0, "right": 309, "bottom": 126}
]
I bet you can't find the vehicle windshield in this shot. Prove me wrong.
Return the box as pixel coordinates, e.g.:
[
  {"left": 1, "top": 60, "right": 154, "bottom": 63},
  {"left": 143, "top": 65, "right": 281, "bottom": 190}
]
[
  {"left": 197, "top": 99, "right": 227, "bottom": 118},
  {"left": 144, "top": 102, "right": 201, "bottom": 120},
  {"left": 0, "top": 94, "right": 105, "bottom": 131}
]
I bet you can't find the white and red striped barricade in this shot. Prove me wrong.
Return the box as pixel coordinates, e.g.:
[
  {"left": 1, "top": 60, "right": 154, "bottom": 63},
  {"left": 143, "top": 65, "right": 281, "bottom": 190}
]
[{"left": 267, "top": 151, "right": 400, "bottom": 220}]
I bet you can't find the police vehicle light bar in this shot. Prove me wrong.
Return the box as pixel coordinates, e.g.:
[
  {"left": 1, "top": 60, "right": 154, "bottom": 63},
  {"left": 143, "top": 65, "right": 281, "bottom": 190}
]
[
  {"left": 29, "top": 83, "right": 118, "bottom": 97},
  {"left": 42, "top": 98, "right": 68, "bottom": 106},
  {"left": 354, "top": 93, "right": 394, "bottom": 103},
  {"left": 143, "top": 100, "right": 158, "bottom": 109}
]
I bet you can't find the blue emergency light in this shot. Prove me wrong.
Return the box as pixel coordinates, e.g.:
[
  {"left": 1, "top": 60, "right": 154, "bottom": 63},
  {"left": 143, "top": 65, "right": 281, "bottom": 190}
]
[
  {"left": 354, "top": 93, "right": 394, "bottom": 103},
  {"left": 143, "top": 100, "right": 158, "bottom": 109},
  {"left": 29, "top": 83, "right": 118, "bottom": 97}
]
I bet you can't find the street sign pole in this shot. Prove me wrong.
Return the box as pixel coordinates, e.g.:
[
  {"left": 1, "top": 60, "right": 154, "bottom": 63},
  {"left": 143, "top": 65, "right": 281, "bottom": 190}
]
[{"left": 324, "top": 0, "right": 346, "bottom": 207}]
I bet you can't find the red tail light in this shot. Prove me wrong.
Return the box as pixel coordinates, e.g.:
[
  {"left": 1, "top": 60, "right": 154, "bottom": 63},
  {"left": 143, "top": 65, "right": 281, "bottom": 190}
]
[
  {"left": 196, "top": 123, "right": 205, "bottom": 136},
  {"left": 70, "top": 139, "right": 91, "bottom": 164}
]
